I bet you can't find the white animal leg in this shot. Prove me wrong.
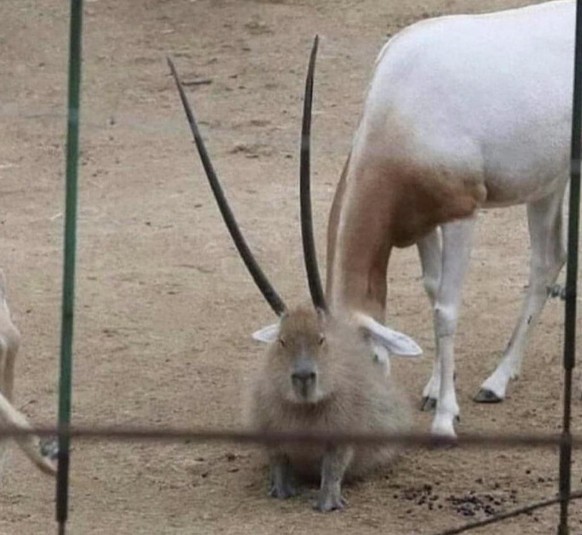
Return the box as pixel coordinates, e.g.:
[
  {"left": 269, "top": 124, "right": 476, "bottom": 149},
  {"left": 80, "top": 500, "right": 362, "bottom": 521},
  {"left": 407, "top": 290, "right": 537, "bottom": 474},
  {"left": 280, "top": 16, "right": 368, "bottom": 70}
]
[
  {"left": 0, "top": 312, "right": 56, "bottom": 476},
  {"left": 418, "top": 228, "right": 442, "bottom": 306},
  {"left": 0, "top": 343, "right": 8, "bottom": 476},
  {"left": 476, "top": 189, "right": 566, "bottom": 402},
  {"left": 417, "top": 229, "right": 443, "bottom": 410},
  {"left": 0, "top": 390, "right": 57, "bottom": 476},
  {"left": 431, "top": 218, "right": 476, "bottom": 438}
]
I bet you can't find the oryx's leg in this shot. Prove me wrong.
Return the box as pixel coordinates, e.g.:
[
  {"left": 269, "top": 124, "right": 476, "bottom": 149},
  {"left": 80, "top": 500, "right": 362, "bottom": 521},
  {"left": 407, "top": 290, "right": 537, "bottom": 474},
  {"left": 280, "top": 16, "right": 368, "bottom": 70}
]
[
  {"left": 431, "top": 217, "right": 476, "bottom": 438},
  {"left": 417, "top": 228, "right": 443, "bottom": 411},
  {"left": 476, "top": 188, "right": 566, "bottom": 402},
  {"left": 0, "top": 338, "right": 13, "bottom": 475},
  {"left": 2, "top": 337, "right": 16, "bottom": 403}
]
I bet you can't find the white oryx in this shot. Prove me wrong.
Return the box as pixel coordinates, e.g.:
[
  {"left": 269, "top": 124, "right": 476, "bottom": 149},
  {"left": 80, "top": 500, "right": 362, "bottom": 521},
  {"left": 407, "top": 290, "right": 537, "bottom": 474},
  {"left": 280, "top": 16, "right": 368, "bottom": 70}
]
[
  {"left": 0, "top": 270, "right": 56, "bottom": 477},
  {"left": 327, "top": 0, "right": 573, "bottom": 437}
]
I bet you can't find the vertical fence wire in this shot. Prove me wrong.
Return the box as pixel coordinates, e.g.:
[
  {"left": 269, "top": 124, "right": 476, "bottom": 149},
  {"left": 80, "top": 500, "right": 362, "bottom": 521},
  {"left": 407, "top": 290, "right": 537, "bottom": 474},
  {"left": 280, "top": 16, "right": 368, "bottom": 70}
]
[
  {"left": 56, "top": 0, "right": 84, "bottom": 533},
  {"left": 558, "top": 1, "right": 582, "bottom": 534}
]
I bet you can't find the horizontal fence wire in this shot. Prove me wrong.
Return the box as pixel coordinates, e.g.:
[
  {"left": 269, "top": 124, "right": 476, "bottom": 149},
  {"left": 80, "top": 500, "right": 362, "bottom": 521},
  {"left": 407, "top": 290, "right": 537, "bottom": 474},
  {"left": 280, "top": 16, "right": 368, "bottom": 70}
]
[
  {"left": 1, "top": 425, "right": 582, "bottom": 449},
  {"left": 2, "top": 423, "right": 579, "bottom": 534}
]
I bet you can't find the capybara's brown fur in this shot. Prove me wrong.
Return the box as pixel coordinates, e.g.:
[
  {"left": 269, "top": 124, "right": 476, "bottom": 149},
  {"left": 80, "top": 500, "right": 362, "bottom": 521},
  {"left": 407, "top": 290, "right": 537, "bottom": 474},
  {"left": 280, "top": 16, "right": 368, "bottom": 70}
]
[{"left": 246, "top": 305, "right": 411, "bottom": 511}]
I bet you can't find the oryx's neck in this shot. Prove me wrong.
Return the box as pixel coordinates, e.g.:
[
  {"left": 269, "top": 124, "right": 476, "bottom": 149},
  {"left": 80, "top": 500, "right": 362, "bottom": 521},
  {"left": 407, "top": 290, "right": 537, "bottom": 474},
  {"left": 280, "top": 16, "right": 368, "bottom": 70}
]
[{"left": 326, "top": 152, "right": 484, "bottom": 321}]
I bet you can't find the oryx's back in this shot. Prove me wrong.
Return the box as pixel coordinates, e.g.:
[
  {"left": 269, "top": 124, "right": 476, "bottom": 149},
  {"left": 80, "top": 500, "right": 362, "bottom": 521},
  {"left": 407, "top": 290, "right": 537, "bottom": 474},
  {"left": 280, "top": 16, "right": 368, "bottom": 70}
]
[{"left": 358, "top": 0, "right": 574, "bottom": 207}]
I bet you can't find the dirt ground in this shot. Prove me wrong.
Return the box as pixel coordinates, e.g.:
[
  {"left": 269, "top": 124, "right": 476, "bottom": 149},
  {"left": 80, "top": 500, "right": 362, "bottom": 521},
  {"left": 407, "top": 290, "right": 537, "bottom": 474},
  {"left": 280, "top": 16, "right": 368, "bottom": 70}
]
[{"left": 1, "top": 0, "right": 582, "bottom": 533}]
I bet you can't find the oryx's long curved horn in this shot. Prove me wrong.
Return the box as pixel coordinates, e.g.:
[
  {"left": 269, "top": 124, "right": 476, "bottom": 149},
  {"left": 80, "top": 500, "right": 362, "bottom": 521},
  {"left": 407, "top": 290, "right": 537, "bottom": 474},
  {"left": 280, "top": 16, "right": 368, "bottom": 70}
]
[
  {"left": 300, "top": 36, "right": 327, "bottom": 313},
  {"left": 167, "top": 57, "right": 287, "bottom": 316}
]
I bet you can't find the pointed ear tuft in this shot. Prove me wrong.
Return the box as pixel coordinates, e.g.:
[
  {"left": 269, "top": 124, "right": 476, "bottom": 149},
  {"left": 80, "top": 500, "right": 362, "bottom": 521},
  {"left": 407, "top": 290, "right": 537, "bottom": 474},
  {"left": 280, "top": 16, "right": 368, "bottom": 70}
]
[
  {"left": 354, "top": 312, "right": 422, "bottom": 358},
  {"left": 252, "top": 323, "right": 281, "bottom": 344}
]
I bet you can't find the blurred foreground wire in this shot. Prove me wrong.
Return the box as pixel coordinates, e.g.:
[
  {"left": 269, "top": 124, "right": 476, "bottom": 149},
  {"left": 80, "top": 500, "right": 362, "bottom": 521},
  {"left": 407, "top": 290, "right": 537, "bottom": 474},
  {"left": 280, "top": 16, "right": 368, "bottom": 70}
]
[
  {"left": 2, "top": 424, "right": 581, "bottom": 450},
  {"left": 2, "top": 423, "right": 579, "bottom": 534}
]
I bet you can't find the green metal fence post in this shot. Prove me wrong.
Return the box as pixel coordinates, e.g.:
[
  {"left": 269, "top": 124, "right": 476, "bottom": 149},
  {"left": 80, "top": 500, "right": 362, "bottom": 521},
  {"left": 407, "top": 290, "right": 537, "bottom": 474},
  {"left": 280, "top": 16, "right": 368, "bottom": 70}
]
[
  {"left": 558, "top": 1, "right": 582, "bottom": 534},
  {"left": 57, "top": 0, "right": 84, "bottom": 533}
]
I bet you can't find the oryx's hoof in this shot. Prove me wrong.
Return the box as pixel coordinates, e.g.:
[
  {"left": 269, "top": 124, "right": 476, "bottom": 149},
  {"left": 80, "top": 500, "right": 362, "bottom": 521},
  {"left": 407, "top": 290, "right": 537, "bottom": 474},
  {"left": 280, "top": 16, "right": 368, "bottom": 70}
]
[
  {"left": 429, "top": 431, "right": 458, "bottom": 450},
  {"left": 420, "top": 396, "right": 437, "bottom": 412},
  {"left": 474, "top": 389, "right": 503, "bottom": 403},
  {"left": 40, "top": 438, "right": 59, "bottom": 460}
]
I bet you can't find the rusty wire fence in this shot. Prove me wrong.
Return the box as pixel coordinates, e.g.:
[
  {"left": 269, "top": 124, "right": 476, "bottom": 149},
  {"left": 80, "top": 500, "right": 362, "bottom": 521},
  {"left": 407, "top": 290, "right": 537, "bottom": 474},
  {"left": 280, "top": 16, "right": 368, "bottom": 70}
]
[{"left": 2, "top": 424, "right": 582, "bottom": 534}]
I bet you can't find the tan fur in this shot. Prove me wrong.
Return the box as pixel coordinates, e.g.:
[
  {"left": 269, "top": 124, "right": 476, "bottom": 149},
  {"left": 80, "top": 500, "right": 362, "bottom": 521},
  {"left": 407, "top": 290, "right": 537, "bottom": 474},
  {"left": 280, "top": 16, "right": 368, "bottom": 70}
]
[
  {"left": 325, "top": 154, "right": 350, "bottom": 301},
  {"left": 0, "top": 271, "right": 56, "bottom": 477},
  {"left": 327, "top": 152, "right": 486, "bottom": 321},
  {"left": 246, "top": 305, "right": 411, "bottom": 481}
]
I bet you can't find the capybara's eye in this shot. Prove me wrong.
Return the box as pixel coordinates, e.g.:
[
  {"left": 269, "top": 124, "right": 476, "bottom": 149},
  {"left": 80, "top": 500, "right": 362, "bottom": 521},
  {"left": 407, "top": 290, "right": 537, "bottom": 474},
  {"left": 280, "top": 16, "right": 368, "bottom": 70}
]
[
  {"left": 279, "top": 338, "right": 286, "bottom": 347},
  {"left": 318, "top": 336, "right": 325, "bottom": 346}
]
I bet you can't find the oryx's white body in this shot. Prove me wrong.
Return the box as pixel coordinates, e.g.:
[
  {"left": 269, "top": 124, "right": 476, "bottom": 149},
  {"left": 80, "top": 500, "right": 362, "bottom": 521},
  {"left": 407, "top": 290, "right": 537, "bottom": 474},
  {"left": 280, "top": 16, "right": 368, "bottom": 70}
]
[
  {"left": 327, "top": 0, "right": 573, "bottom": 437},
  {"left": 0, "top": 271, "right": 56, "bottom": 476}
]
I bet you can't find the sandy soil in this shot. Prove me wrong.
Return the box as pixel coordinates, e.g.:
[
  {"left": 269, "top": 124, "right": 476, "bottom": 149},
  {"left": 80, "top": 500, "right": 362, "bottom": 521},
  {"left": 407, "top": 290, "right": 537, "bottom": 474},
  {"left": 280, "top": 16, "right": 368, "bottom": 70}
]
[{"left": 1, "top": 0, "right": 581, "bottom": 533}]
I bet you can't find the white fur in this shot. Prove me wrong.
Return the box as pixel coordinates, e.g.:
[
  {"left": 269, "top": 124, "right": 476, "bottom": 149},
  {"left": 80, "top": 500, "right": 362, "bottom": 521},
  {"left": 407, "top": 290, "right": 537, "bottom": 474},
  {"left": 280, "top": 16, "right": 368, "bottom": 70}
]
[
  {"left": 252, "top": 323, "right": 280, "bottom": 343},
  {"left": 0, "top": 271, "right": 56, "bottom": 477},
  {"left": 353, "top": 312, "right": 423, "bottom": 357}
]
